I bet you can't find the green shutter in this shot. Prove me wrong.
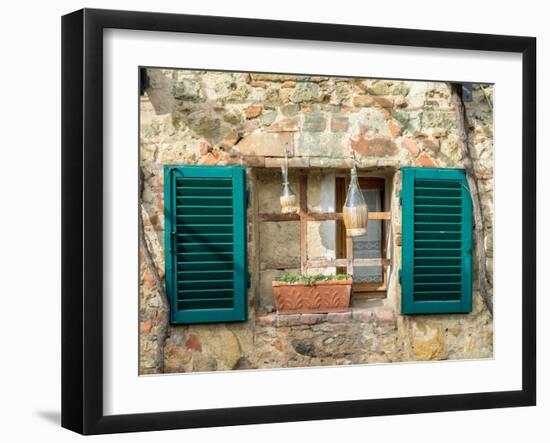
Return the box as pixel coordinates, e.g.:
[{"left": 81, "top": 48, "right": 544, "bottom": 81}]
[
  {"left": 401, "top": 167, "right": 473, "bottom": 314},
  {"left": 164, "top": 165, "right": 248, "bottom": 324}
]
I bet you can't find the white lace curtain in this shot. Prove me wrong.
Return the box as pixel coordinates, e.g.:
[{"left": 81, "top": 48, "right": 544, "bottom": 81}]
[{"left": 352, "top": 189, "right": 383, "bottom": 283}]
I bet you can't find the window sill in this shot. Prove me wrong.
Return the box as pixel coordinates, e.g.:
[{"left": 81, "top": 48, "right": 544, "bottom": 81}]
[{"left": 256, "top": 305, "right": 396, "bottom": 328}]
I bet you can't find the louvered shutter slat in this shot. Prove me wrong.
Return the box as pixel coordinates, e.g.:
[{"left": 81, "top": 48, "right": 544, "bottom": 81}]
[
  {"left": 164, "top": 165, "right": 248, "bottom": 324},
  {"left": 401, "top": 167, "right": 473, "bottom": 314}
]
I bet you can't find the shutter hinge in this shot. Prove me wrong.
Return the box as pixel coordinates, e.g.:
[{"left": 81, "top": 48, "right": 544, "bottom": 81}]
[
  {"left": 399, "top": 190, "right": 402, "bottom": 206},
  {"left": 247, "top": 272, "right": 251, "bottom": 289},
  {"left": 398, "top": 269, "right": 402, "bottom": 286}
]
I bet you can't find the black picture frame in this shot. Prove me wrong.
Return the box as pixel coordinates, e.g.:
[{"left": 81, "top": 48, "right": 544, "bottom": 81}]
[{"left": 61, "top": 8, "right": 536, "bottom": 435}]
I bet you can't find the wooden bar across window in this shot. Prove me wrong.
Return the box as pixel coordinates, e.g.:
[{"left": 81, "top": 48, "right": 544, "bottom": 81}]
[
  {"left": 260, "top": 258, "right": 390, "bottom": 271},
  {"left": 257, "top": 211, "right": 391, "bottom": 222},
  {"left": 307, "top": 258, "right": 390, "bottom": 268},
  {"left": 299, "top": 175, "right": 308, "bottom": 274}
]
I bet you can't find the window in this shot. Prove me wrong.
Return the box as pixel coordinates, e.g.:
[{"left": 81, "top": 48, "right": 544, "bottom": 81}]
[
  {"left": 401, "top": 167, "right": 473, "bottom": 314},
  {"left": 164, "top": 165, "right": 248, "bottom": 324},
  {"left": 336, "top": 176, "right": 388, "bottom": 295}
]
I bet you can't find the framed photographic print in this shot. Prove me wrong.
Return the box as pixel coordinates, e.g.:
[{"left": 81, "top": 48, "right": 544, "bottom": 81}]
[{"left": 61, "top": 8, "right": 536, "bottom": 435}]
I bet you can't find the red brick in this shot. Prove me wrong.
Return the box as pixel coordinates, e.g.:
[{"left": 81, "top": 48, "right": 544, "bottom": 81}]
[
  {"left": 140, "top": 320, "right": 152, "bottom": 334},
  {"left": 401, "top": 137, "right": 420, "bottom": 156},
  {"left": 245, "top": 105, "right": 262, "bottom": 119},
  {"left": 373, "top": 96, "right": 394, "bottom": 108},
  {"left": 250, "top": 80, "right": 268, "bottom": 88},
  {"left": 353, "top": 95, "right": 375, "bottom": 107},
  {"left": 199, "top": 152, "right": 219, "bottom": 165},
  {"left": 220, "top": 131, "right": 240, "bottom": 149},
  {"left": 387, "top": 120, "right": 402, "bottom": 137},
  {"left": 199, "top": 141, "right": 212, "bottom": 156},
  {"left": 414, "top": 153, "right": 437, "bottom": 167},
  {"left": 351, "top": 133, "right": 398, "bottom": 157}
]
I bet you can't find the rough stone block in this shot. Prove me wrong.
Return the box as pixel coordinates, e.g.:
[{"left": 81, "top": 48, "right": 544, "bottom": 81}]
[
  {"left": 264, "top": 157, "right": 309, "bottom": 168},
  {"left": 295, "top": 132, "right": 348, "bottom": 158},
  {"left": 277, "top": 314, "right": 302, "bottom": 327},
  {"left": 266, "top": 117, "right": 300, "bottom": 132},
  {"left": 331, "top": 114, "right": 349, "bottom": 132},
  {"left": 172, "top": 78, "right": 202, "bottom": 101},
  {"left": 281, "top": 104, "right": 300, "bottom": 117},
  {"left": 260, "top": 111, "right": 278, "bottom": 126},
  {"left": 241, "top": 156, "right": 265, "bottom": 167},
  {"left": 303, "top": 112, "right": 326, "bottom": 132},
  {"left": 291, "top": 82, "right": 320, "bottom": 103},
  {"left": 365, "top": 79, "right": 410, "bottom": 96},
  {"left": 412, "top": 322, "right": 446, "bottom": 361},
  {"left": 257, "top": 314, "right": 277, "bottom": 326},
  {"left": 236, "top": 132, "right": 293, "bottom": 157},
  {"left": 250, "top": 73, "right": 302, "bottom": 82},
  {"left": 223, "top": 108, "right": 244, "bottom": 125},
  {"left": 219, "top": 132, "right": 240, "bottom": 149},
  {"left": 308, "top": 157, "right": 353, "bottom": 168},
  {"left": 356, "top": 108, "right": 392, "bottom": 136},
  {"left": 186, "top": 109, "right": 221, "bottom": 139},
  {"left": 326, "top": 312, "right": 352, "bottom": 323},
  {"left": 421, "top": 110, "right": 457, "bottom": 130}
]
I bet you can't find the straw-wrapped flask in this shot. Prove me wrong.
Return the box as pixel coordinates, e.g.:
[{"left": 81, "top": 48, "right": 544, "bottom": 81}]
[
  {"left": 343, "top": 165, "right": 368, "bottom": 237},
  {"left": 280, "top": 151, "right": 298, "bottom": 214}
]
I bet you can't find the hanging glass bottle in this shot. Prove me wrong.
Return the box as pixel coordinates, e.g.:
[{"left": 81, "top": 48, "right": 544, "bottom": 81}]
[
  {"left": 280, "top": 150, "right": 298, "bottom": 214},
  {"left": 343, "top": 164, "right": 368, "bottom": 237}
]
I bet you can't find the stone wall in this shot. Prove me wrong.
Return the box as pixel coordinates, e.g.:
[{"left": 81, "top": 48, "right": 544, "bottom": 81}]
[{"left": 139, "top": 69, "right": 494, "bottom": 374}]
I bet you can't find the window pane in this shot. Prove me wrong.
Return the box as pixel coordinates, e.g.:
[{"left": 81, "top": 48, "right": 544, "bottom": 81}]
[{"left": 352, "top": 188, "right": 383, "bottom": 283}]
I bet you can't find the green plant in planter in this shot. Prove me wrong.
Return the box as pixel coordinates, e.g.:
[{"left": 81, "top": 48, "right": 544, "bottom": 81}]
[{"left": 274, "top": 273, "right": 350, "bottom": 286}]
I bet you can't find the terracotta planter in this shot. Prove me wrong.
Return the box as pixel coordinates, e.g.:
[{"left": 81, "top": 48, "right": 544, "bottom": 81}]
[{"left": 272, "top": 279, "right": 352, "bottom": 314}]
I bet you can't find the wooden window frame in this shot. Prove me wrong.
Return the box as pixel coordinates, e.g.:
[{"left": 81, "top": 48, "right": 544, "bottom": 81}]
[
  {"left": 256, "top": 169, "right": 391, "bottom": 281},
  {"left": 336, "top": 175, "right": 389, "bottom": 296}
]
